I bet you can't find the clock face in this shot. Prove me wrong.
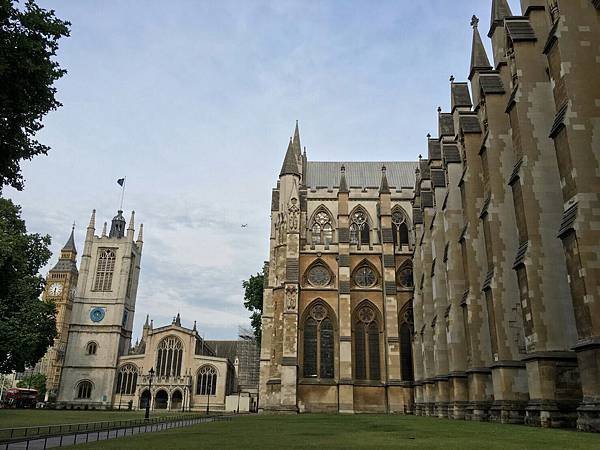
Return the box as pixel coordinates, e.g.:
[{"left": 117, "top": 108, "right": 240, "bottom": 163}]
[
  {"left": 49, "top": 283, "right": 63, "bottom": 297},
  {"left": 90, "top": 307, "right": 106, "bottom": 323}
]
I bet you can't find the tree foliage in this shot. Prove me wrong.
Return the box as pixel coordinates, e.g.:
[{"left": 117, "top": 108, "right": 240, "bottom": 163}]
[
  {"left": 17, "top": 372, "right": 46, "bottom": 398},
  {"left": 242, "top": 272, "right": 264, "bottom": 344},
  {"left": 0, "top": 198, "right": 55, "bottom": 373},
  {"left": 0, "top": 0, "right": 70, "bottom": 192}
]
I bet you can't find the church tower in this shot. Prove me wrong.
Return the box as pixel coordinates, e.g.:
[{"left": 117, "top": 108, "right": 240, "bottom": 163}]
[
  {"left": 38, "top": 226, "right": 79, "bottom": 400},
  {"left": 58, "top": 209, "right": 143, "bottom": 407}
]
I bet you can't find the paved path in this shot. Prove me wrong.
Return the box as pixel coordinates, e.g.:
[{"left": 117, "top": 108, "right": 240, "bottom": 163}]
[{"left": 2, "top": 416, "right": 223, "bottom": 450}]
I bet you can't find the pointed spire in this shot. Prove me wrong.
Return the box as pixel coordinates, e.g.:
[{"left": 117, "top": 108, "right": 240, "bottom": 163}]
[
  {"left": 175, "top": 313, "right": 181, "bottom": 326},
  {"left": 292, "top": 120, "right": 301, "bottom": 157},
  {"left": 469, "top": 15, "right": 492, "bottom": 80},
  {"left": 144, "top": 314, "right": 149, "bottom": 327},
  {"left": 338, "top": 165, "right": 349, "bottom": 194},
  {"left": 150, "top": 319, "right": 153, "bottom": 329},
  {"left": 488, "top": 0, "right": 513, "bottom": 38},
  {"left": 280, "top": 137, "right": 300, "bottom": 177},
  {"left": 101, "top": 222, "right": 107, "bottom": 237},
  {"left": 136, "top": 223, "right": 144, "bottom": 243},
  {"left": 62, "top": 224, "right": 77, "bottom": 253},
  {"left": 128, "top": 211, "right": 135, "bottom": 231},
  {"left": 193, "top": 320, "right": 197, "bottom": 332},
  {"left": 88, "top": 209, "right": 96, "bottom": 229},
  {"left": 379, "top": 165, "right": 391, "bottom": 195}
]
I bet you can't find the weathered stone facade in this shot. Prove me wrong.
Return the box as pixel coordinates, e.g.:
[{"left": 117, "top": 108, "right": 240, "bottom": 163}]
[{"left": 259, "top": 0, "right": 600, "bottom": 431}]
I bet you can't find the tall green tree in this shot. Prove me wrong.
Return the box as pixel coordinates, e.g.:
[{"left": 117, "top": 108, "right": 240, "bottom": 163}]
[
  {"left": 0, "top": 198, "right": 54, "bottom": 373},
  {"left": 0, "top": 0, "right": 70, "bottom": 193},
  {"left": 242, "top": 272, "right": 264, "bottom": 344},
  {"left": 17, "top": 372, "right": 46, "bottom": 398}
]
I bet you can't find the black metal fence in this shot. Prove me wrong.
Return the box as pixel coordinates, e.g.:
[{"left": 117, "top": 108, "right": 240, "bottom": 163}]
[{"left": 0, "top": 414, "right": 231, "bottom": 450}]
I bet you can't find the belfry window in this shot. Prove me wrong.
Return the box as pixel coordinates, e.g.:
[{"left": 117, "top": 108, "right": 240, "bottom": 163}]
[
  {"left": 354, "top": 304, "right": 381, "bottom": 381},
  {"left": 93, "top": 248, "right": 116, "bottom": 291},
  {"left": 311, "top": 210, "right": 334, "bottom": 245},
  {"left": 302, "top": 303, "right": 335, "bottom": 379},
  {"left": 86, "top": 342, "right": 97, "bottom": 355},
  {"left": 155, "top": 336, "right": 183, "bottom": 377},
  {"left": 350, "top": 210, "right": 370, "bottom": 246},
  {"left": 116, "top": 364, "right": 138, "bottom": 395},
  {"left": 196, "top": 365, "right": 217, "bottom": 395},
  {"left": 392, "top": 209, "right": 410, "bottom": 248},
  {"left": 76, "top": 381, "right": 92, "bottom": 399}
]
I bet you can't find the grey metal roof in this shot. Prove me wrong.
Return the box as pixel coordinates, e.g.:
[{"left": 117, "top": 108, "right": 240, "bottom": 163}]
[
  {"left": 280, "top": 140, "right": 300, "bottom": 176},
  {"left": 431, "top": 169, "right": 446, "bottom": 188},
  {"left": 62, "top": 228, "right": 77, "bottom": 253},
  {"left": 506, "top": 19, "right": 536, "bottom": 42},
  {"left": 305, "top": 161, "right": 417, "bottom": 189},
  {"left": 479, "top": 74, "right": 505, "bottom": 94},
  {"left": 50, "top": 259, "right": 78, "bottom": 274}
]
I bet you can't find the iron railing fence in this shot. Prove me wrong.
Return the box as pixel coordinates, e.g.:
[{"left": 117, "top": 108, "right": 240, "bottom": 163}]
[{"left": 0, "top": 412, "right": 211, "bottom": 443}]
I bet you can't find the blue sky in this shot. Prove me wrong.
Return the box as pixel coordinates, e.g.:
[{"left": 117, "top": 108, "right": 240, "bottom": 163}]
[{"left": 6, "top": 0, "right": 522, "bottom": 340}]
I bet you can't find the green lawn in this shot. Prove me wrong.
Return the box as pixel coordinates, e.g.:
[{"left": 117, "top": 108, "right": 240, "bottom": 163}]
[
  {"left": 73, "top": 414, "right": 599, "bottom": 450},
  {"left": 0, "top": 409, "right": 177, "bottom": 429}
]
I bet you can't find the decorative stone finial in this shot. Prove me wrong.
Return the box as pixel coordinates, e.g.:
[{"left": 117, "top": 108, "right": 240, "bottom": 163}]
[
  {"left": 437, "top": 106, "right": 442, "bottom": 113},
  {"left": 471, "top": 15, "right": 479, "bottom": 29},
  {"left": 427, "top": 133, "right": 431, "bottom": 139},
  {"left": 449, "top": 75, "right": 455, "bottom": 82},
  {"left": 101, "top": 221, "right": 107, "bottom": 237}
]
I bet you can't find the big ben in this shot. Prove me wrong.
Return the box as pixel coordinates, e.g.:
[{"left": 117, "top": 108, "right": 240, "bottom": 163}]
[{"left": 38, "top": 226, "right": 79, "bottom": 400}]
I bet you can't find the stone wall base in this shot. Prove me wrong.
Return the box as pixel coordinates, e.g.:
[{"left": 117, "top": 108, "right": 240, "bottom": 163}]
[
  {"left": 525, "top": 400, "right": 578, "bottom": 428},
  {"left": 577, "top": 402, "right": 600, "bottom": 432},
  {"left": 489, "top": 400, "right": 527, "bottom": 424}
]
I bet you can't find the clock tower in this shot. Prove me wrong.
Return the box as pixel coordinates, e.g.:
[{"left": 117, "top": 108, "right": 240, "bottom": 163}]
[
  {"left": 58, "top": 209, "right": 143, "bottom": 407},
  {"left": 38, "top": 226, "right": 79, "bottom": 400}
]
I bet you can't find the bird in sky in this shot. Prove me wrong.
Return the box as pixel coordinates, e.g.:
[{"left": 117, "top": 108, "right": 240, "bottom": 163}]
[{"left": 241, "top": 224, "right": 248, "bottom": 228}]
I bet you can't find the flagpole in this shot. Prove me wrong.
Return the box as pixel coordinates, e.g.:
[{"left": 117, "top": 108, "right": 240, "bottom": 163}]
[{"left": 119, "top": 177, "right": 126, "bottom": 210}]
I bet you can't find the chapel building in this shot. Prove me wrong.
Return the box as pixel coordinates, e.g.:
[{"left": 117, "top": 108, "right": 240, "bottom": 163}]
[{"left": 259, "top": 0, "right": 600, "bottom": 432}]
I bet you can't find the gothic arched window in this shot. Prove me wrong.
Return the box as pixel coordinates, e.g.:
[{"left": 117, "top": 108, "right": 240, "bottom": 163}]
[
  {"left": 86, "top": 342, "right": 97, "bottom": 355},
  {"left": 196, "top": 365, "right": 217, "bottom": 395},
  {"left": 116, "top": 364, "right": 138, "bottom": 395},
  {"left": 350, "top": 209, "right": 370, "bottom": 246},
  {"left": 94, "top": 248, "right": 116, "bottom": 291},
  {"left": 353, "top": 304, "right": 381, "bottom": 381},
  {"left": 352, "top": 262, "right": 378, "bottom": 288},
  {"left": 156, "top": 336, "right": 183, "bottom": 377},
  {"left": 305, "top": 260, "right": 333, "bottom": 287},
  {"left": 76, "top": 380, "right": 92, "bottom": 399},
  {"left": 311, "top": 209, "right": 334, "bottom": 245},
  {"left": 302, "top": 303, "right": 335, "bottom": 379},
  {"left": 397, "top": 261, "right": 414, "bottom": 289},
  {"left": 399, "top": 303, "right": 414, "bottom": 381},
  {"left": 392, "top": 208, "right": 410, "bottom": 248}
]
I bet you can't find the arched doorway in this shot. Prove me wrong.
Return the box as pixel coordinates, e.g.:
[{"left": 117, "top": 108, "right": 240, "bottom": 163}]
[
  {"left": 154, "top": 389, "right": 168, "bottom": 410},
  {"left": 139, "top": 390, "right": 150, "bottom": 409},
  {"left": 171, "top": 390, "right": 182, "bottom": 410}
]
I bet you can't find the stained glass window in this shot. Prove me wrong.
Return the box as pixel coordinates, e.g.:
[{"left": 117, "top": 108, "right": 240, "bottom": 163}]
[
  {"left": 354, "top": 305, "right": 380, "bottom": 381},
  {"left": 302, "top": 304, "right": 334, "bottom": 379},
  {"left": 354, "top": 265, "right": 376, "bottom": 288},
  {"left": 196, "top": 365, "right": 217, "bottom": 395},
  {"left": 307, "top": 264, "right": 331, "bottom": 287},
  {"left": 311, "top": 210, "right": 333, "bottom": 245}
]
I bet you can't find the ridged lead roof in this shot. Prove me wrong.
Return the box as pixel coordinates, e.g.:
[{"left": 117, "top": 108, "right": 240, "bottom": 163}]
[{"left": 305, "top": 161, "right": 417, "bottom": 190}]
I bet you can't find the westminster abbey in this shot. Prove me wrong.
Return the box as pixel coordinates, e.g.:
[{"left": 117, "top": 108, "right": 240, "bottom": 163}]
[{"left": 259, "top": 0, "right": 600, "bottom": 432}]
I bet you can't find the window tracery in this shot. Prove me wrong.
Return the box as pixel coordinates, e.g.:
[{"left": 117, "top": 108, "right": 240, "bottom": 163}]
[
  {"left": 354, "top": 304, "right": 381, "bottom": 381},
  {"left": 392, "top": 209, "right": 410, "bottom": 248},
  {"left": 306, "top": 261, "right": 333, "bottom": 287},
  {"left": 93, "top": 249, "right": 116, "bottom": 291},
  {"left": 311, "top": 209, "right": 334, "bottom": 245},
  {"left": 302, "top": 303, "right": 335, "bottom": 379},
  {"left": 350, "top": 209, "right": 370, "bottom": 246},
  {"left": 116, "top": 364, "right": 138, "bottom": 395},
  {"left": 196, "top": 365, "right": 217, "bottom": 395},
  {"left": 86, "top": 342, "right": 97, "bottom": 355},
  {"left": 156, "top": 336, "right": 183, "bottom": 377},
  {"left": 353, "top": 264, "right": 377, "bottom": 288},
  {"left": 77, "top": 380, "right": 92, "bottom": 399},
  {"left": 397, "top": 261, "right": 414, "bottom": 289}
]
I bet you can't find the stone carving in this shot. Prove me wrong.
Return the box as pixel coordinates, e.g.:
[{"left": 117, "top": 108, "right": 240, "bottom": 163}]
[
  {"left": 285, "top": 285, "right": 297, "bottom": 310},
  {"left": 287, "top": 197, "right": 300, "bottom": 231}
]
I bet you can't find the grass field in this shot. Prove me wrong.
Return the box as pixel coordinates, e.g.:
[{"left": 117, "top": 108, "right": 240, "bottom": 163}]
[
  {"left": 0, "top": 409, "right": 177, "bottom": 429},
  {"left": 69, "top": 414, "right": 599, "bottom": 450}
]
